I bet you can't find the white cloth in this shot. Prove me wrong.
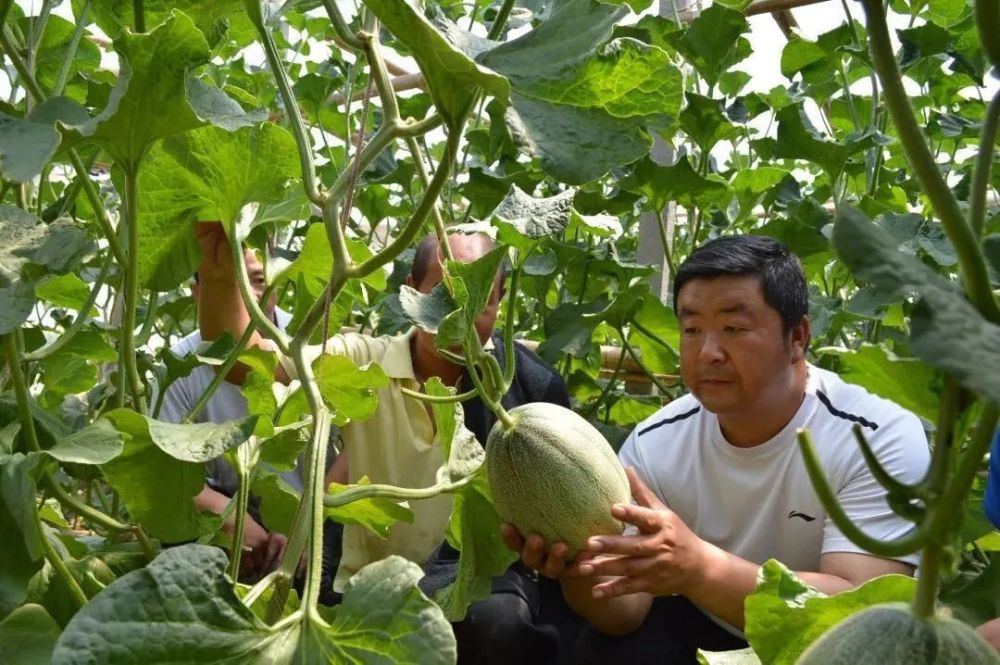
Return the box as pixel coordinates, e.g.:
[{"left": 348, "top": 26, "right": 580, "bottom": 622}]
[{"left": 620, "top": 365, "right": 930, "bottom": 574}]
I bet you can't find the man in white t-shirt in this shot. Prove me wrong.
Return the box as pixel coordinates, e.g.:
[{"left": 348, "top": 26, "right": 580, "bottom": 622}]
[
  {"left": 159, "top": 251, "right": 295, "bottom": 581},
  {"left": 504, "top": 235, "right": 931, "bottom": 662}
]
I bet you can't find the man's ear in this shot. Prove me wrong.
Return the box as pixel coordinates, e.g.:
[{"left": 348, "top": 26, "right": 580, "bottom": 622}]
[{"left": 790, "top": 316, "right": 811, "bottom": 363}]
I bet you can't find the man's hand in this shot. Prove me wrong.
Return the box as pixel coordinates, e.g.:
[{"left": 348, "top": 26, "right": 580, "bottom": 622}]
[
  {"left": 237, "top": 516, "right": 287, "bottom": 582},
  {"left": 978, "top": 617, "right": 1000, "bottom": 655},
  {"left": 500, "top": 523, "right": 581, "bottom": 579},
  {"left": 575, "top": 467, "right": 710, "bottom": 600},
  {"left": 195, "top": 221, "right": 236, "bottom": 283}
]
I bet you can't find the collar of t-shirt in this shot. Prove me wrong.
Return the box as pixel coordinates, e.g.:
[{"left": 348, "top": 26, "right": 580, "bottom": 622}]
[{"left": 708, "top": 367, "right": 821, "bottom": 458}]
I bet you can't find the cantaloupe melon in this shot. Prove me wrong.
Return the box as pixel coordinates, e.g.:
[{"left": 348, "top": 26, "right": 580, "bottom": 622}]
[
  {"left": 485, "top": 402, "right": 632, "bottom": 554},
  {"left": 797, "top": 603, "right": 1000, "bottom": 664}
]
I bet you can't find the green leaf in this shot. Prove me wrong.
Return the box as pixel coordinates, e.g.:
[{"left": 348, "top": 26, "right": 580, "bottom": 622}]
[
  {"left": 251, "top": 469, "right": 299, "bottom": 535},
  {"left": 477, "top": 0, "right": 672, "bottom": 183},
  {"left": 66, "top": 11, "right": 211, "bottom": 167},
  {"left": 34, "top": 273, "right": 94, "bottom": 314},
  {"left": 745, "top": 560, "right": 915, "bottom": 664},
  {"left": 313, "top": 355, "right": 391, "bottom": 427},
  {"left": 488, "top": 185, "right": 576, "bottom": 249},
  {"left": 625, "top": 155, "right": 731, "bottom": 212},
  {"left": 108, "top": 408, "right": 258, "bottom": 463},
  {"left": 101, "top": 410, "right": 223, "bottom": 542},
  {"left": 364, "top": 0, "right": 509, "bottom": 128},
  {"left": 325, "top": 476, "right": 415, "bottom": 539},
  {"left": 433, "top": 465, "right": 516, "bottom": 622},
  {"left": 664, "top": 4, "right": 751, "bottom": 88},
  {"left": 0, "top": 111, "right": 62, "bottom": 183},
  {"left": 627, "top": 292, "right": 679, "bottom": 374},
  {"left": 680, "top": 92, "right": 738, "bottom": 153},
  {"left": 732, "top": 167, "right": 790, "bottom": 219},
  {"left": 446, "top": 246, "right": 506, "bottom": 336},
  {"left": 502, "top": 91, "right": 650, "bottom": 185},
  {"left": 185, "top": 77, "right": 269, "bottom": 132},
  {"left": 400, "top": 282, "right": 458, "bottom": 336},
  {"left": 819, "top": 344, "right": 939, "bottom": 422},
  {"left": 0, "top": 454, "right": 45, "bottom": 616},
  {"left": 776, "top": 105, "right": 890, "bottom": 179},
  {"left": 79, "top": 0, "right": 249, "bottom": 46},
  {"left": 0, "top": 207, "right": 94, "bottom": 286},
  {"left": 302, "top": 556, "right": 456, "bottom": 664},
  {"left": 51, "top": 544, "right": 295, "bottom": 664},
  {"left": 133, "top": 122, "right": 299, "bottom": 290},
  {"left": 833, "top": 206, "right": 1000, "bottom": 405},
  {"left": 462, "top": 167, "right": 544, "bottom": 219},
  {"left": 490, "top": 37, "right": 682, "bottom": 122},
  {"left": 45, "top": 419, "right": 124, "bottom": 465},
  {"left": 0, "top": 604, "right": 61, "bottom": 665},
  {"left": 274, "top": 223, "right": 386, "bottom": 292}
]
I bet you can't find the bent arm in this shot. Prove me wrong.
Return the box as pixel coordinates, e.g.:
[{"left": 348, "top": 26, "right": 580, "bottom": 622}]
[{"left": 687, "top": 547, "right": 913, "bottom": 630}]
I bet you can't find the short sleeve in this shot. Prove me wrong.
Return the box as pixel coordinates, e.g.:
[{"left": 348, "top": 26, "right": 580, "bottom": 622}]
[
  {"left": 821, "top": 411, "right": 930, "bottom": 566},
  {"left": 618, "top": 427, "right": 664, "bottom": 505},
  {"left": 158, "top": 380, "right": 192, "bottom": 424}
]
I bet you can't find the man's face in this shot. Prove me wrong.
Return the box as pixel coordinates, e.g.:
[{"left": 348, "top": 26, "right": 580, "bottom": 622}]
[
  {"left": 677, "top": 275, "right": 806, "bottom": 417},
  {"left": 409, "top": 237, "right": 502, "bottom": 356}
]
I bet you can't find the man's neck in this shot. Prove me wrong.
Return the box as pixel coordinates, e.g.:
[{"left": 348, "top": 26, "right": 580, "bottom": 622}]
[{"left": 718, "top": 363, "right": 809, "bottom": 448}]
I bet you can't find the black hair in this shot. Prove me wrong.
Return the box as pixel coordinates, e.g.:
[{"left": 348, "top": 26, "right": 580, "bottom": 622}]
[{"left": 673, "top": 235, "right": 808, "bottom": 335}]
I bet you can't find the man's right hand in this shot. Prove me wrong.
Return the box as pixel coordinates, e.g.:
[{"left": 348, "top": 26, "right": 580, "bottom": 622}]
[
  {"left": 500, "top": 523, "right": 580, "bottom": 579},
  {"left": 195, "top": 221, "right": 237, "bottom": 283},
  {"left": 236, "top": 515, "right": 287, "bottom": 582}
]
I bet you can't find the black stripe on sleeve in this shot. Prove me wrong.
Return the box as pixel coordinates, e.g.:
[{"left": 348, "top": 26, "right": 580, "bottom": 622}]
[
  {"left": 638, "top": 406, "right": 701, "bottom": 437},
  {"left": 816, "top": 390, "right": 879, "bottom": 431}
]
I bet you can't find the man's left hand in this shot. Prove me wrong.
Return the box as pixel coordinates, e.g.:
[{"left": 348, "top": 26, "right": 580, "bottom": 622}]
[{"left": 573, "top": 467, "right": 710, "bottom": 600}]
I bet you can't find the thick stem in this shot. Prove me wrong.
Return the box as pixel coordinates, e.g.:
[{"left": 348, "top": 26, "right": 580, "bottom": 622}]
[
  {"left": 797, "top": 429, "right": 930, "bottom": 556},
  {"left": 970, "top": 90, "right": 1000, "bottom": 238},
  {"left": 911, "top": 543, "right": 940, "bottom": 619},
  {"left": 250, "top": 2, "right": 323, "bottom": 206},
  {"left": 184, "top": 324, "right": 255, "bottom": 422},
  {"left": 861, "top": 0, "right": 999, "bottom": 322},
  {"left": 325, "top": 475, "right": 470, "bottom": 508},
  {"left": 232, "top": 239, "right": 290, "bottom": 356},
  {"left": 53, "top": 0, "right": 90, "bottom": 95},
  {"left": 40, "top": 524, "right": 88, "bottom": 609},
  {"left": 351, "top": 127, "right": 463, "bottom": 280},
  {"left": 121, "top": 168, "right": 146, "bottom": 414},
  {"left": 401, "top": 386, "right": 477, "bottom": 404},
  {"left": 406, "top": 136, "right": 453, "bottom": 263},
  {"left": 133, "top": 0, "right": 144, "bottom": 31},
  {"left": 226, "top": 443, "right": 254, "bottom": 582},
  {"left": 487, "top": 0, "right": 517, "bottom": 39},
  {"left": 322, "top": 0, "right": 363, "bottom": 50},
  {"left": 852, "top": 425, "right": 920, "bottom": 498},
  {"left": 501, "top": 264, "right": 519, "bottom": 390}
]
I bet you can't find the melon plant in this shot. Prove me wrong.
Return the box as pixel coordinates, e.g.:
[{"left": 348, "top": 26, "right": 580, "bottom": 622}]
[{"left": 484, "top": 402, "right": 631, "bottom": 553}]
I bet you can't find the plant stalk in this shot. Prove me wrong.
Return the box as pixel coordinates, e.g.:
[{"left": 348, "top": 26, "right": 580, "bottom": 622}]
[
  {"left": 121, "top": 168, "right": 146, "bottom": 414},
  {"left": 861, "top": 0, "right": 999, "bottom": 322},
  {"left": 40, "top": 524, "right": 88, "bottom": 609},
  {"left": 971, "top": 90, "right": 1000, "bottom": 238},
  {"left": 251, "top": 1, "right": 324, "bottom": 206}
]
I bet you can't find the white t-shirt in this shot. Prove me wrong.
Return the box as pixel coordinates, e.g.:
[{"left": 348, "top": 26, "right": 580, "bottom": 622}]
[
  {"left": 158, "top": 309, "right": 299, "bottom": 492},
  {"left": 620, "top": 365, "right": 930, "bottom": 577}
]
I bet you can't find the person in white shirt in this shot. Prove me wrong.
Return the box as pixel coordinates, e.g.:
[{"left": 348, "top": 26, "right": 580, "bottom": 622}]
[
  {"left": 159, "top": 250, "right": 295, "bottom": 581},
  {"left": 503, "top": 235, "right": 931, "bottom": 663}
]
